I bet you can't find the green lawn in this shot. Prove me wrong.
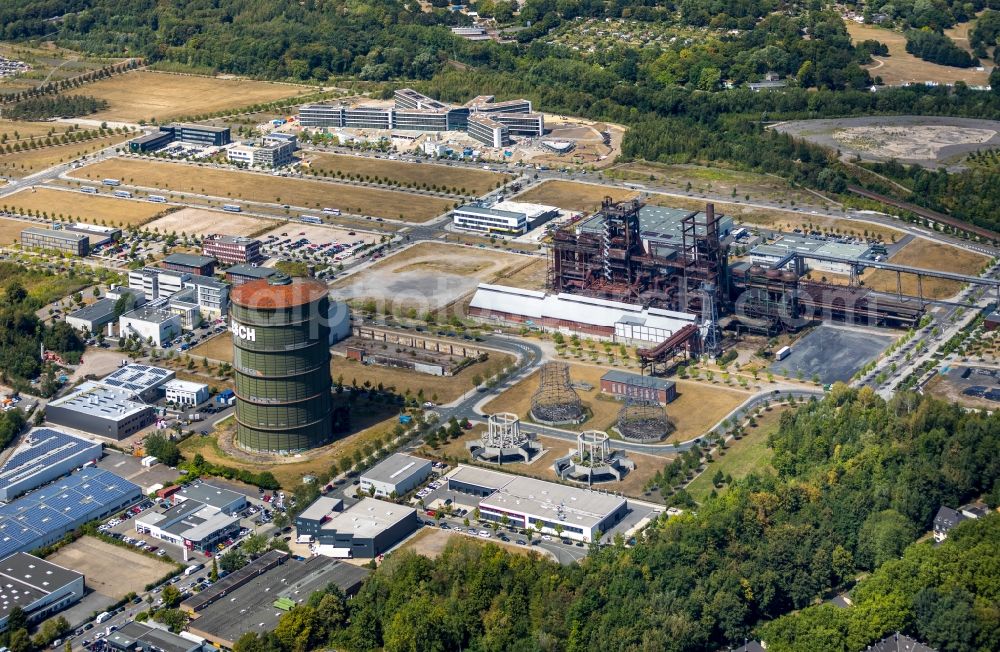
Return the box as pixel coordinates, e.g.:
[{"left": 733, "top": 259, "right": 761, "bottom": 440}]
[{"left": 685, "top": 407, "right": 786, "bottom": 502}]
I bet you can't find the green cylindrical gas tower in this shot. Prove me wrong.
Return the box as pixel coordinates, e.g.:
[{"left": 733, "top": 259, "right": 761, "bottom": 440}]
[{"left": 229, "top": 274, "right": 333, "bottom": 453}]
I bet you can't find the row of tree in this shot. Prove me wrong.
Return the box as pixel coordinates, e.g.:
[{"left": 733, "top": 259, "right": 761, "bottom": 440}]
[
  {"left": 4, "top": 95, "right": 109, "bottom": 120},
  {"left": 905, "top": 29, "right": 977, "bottom": 68}
]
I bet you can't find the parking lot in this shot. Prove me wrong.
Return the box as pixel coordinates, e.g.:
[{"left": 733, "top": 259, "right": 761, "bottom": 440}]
[
  {"left": 771, "top": 324, "right": 894, "bottom": 385},
  {"left": 98, "top": 479, "right": 287, "bottom": 566}
]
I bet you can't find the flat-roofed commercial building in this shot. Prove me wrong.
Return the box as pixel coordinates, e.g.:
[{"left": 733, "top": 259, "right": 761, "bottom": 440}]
[
  {"left": 304, "top": 497, "right": 417, "bottom": 558},
  {"left": 169, "top": 123, "right": 231, "bottom": 147},
  {"left": 45, "top": 381, "right": 156, "bottom": 439},
  {"left": 66, "top": 290, "right": 145, "bottom": 335},
  {"left": 163, "top": 253, "right": 217, "bottom": 277},
  {"left": 129, "top": 130, "right": 174, "bottom": 153},
  {"left": 360, "top": 454, "right": 432, "bottom": 498},
  {"left": 489, "top": 112, "right": 544, "bottom": 137},
  {"left": 66, "top": 222, "right": 122, "bottom": 247},
  {"left": 453, "top": 203, "right": 527, "bottom": 235},
  {"left": 100, "top": 363, "right": 174, "bottom": 402},
  {"left": 0, "top": 468, "right": 141, "bottom": 559},
  {"left": 600, "top": 370, "right": 676, "bottom": 404},
  {"left": 20, "top": 227, "right": 89, "bottom": 256},
  {"left": 0, "top": 428, "right": 102, "bottom": 502},
  {"left": 134, "top": 499, "right": 240, "bottom": 552},
  {"left": 129, "top": 267, "right": 191, "bottom": 301},
  {"left": 184, "top": 554, "right": 368, "bottom": 648},
  {"left": 119, "top": 304, "right": 183, "bottom": 347},
  {"left": 467, "top": 114, "right": 511, "bottom": 148},
  {"left": 106, "top": 622, "right": 205, "bottom": 652},
  {"left": 392, "top": 108, "right": 450, "bottom": 132},
  {"left": 202, "top": 235, "right": 264, "bottom": 265},
  {"left": 227, "top": 140, "right": 295, "bottom": 168},
  {"left": 298, "top": 104, "right": 346, "bottom": 128},
  {"left": 342, "top": 105, "right": 393, "bottom": 130},
  {"left": 447, "top": 465, "right": 629, "bottom": 542},
  {"left": 294, "top": 496, "right": 342, "bottom": 540},
  {"left": 0, "top": 552, "right": 85, "bottom": 632},
  {"left": 172, "top": 482, "right": 247, "bottom": 515},
  {"left": 224, "top": 264, "right": 280, "bottom": 287},
  {"left": 183, "top": 275, "right": 229, "bottom": 320},
  {"left": 465, "top": 95, "right": 533, "bottom": 114},
  {"left": 163, "top": 379, "right": 209, "bottom": 406}
]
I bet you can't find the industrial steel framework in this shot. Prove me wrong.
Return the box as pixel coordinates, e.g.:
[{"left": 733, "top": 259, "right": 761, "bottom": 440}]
[
  {"left": 530, "top": 362, "right": 584, "bottom": 425},
  {"left": 485, "top": 412, "right": 528, "bottom": 449},
  {"left": 548, "top": 198, "right": 728, "bottom": 312}
]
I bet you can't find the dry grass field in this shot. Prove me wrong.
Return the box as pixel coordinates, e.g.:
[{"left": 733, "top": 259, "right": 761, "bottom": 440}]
[
  {"left": 484, "top": 362, "right": 749, "bottom": 441},
  {"left": 145, "top": 207, "right": 275, "bottom": 237},
  {"left": 608, "top": 162, "right": 821, "bottom": 206},
  {"left": 0, "top": 217, "right": 30, "bottom": 246},
  {"left": 863, "top": 237, "right": 989, "bottom": 298},
  {"left": 331, "top": 242, "right": 532, "bottom": 312},
  {"left": 47, "top": 536, "right": 175, "bottom": 598},
  {"left": 846, "top": 23, "right": 990, "bottom": 86},
  {"left": 515, "top": 180, "right": 638, "bottom": 212},
  {"left": 190, "top": 332, "right": 235, "bottom": 363},
  {"left": 306, "top": 153, "right": 511, "bottom": 195},
  {"left": 70, "top": 159, "right": 454, "bottom": 222},
  {"left": 0, "top": 133, "right": 130, "bottom": 177},
  {"left": 82, "top": 71, "right": 308, "bottom": 122},
  {"left": 500, "top": 257, "right": 549, "bottom": 291},
  {"left": 0, "top": 120, "right": 73, "bottom": 143},
  {"left": 0, "top": 42, "right": 123, "bottom": 97},
  {"left": 1, "top": 188, "right": 169, "bottom": 226},
  {"left": 335, "top": 350, "right": 516, "bottom": 404},
  {"left": 728, "top": 205, "right": 904, "bottom": 242}
]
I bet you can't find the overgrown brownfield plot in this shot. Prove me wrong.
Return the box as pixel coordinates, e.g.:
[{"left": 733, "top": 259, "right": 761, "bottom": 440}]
[
  {"left": 145, "top": 208, "right": 275, "bottom": 237},
  {"left": 846, "top": 22, "right": 990, "bottom": 86},
  {"left": 1, "top": 188, "right": 169, "bottom": 226},
  {"left": 0, "top": 133, "right": 130, "bottom": 177},
  {"left": 515, "top": 180, "right": 638, "bottom": 212},
  {"left": 190, "top": 332, "right": 235, "bottom": 363},
  {"left": 82, "top": 71, "right": 308, "bottom": 122},
  {"left": 725, "top": 205, "right": 904, "bottom": 242},
  {"left": 0, "top": 217, "right": 29, "bottom": 246},
  {"left": 500, "top": 257, "right": 548, "bottom": 290},
  {"left": 608, "top": 162, "right": 821, "bottom": 206},
  {"left": 397, "top": 527, "right": 542, "bottom": 559},
  {"left": 47, "top": 536, "right": 175, "bottom": 598},
  {"left": 70, "top": 159, "right": 454, "bottom": 222},
  {"left": 330, "top": 242, "right": 531, "bottom": 311},
  {"left": 306, "top": 153, "right": 511, "bottom": 195},
  {"left": 484, "top": 362, "right": 749, "bottom": 441},
  {"left": 863, "top": 237, "right": 989, "bottom": 298}
]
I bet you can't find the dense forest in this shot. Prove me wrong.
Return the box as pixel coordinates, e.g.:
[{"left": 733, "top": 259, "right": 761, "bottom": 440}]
[
  {"left": 224, "top": 388, "right": 1000, "bottom": 652},
  {"left": 905, "top": 29, "right": 976, "bottom": 67},
  {"left": 4, "top": 94, "right": 108, "bottom": 120},
  {"left": 0, "top": 277, "right": 84, "bottom": 393}
]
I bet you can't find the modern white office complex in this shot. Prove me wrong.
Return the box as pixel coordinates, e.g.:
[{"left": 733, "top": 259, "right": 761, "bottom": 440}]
[
  {"left": 452, "top": 204, "right": 529, "bottom": 235},
  {"left": 447, "top": 465, "right": 629, "bottom": 543},
  {"left": 298, "top": 88, "right": 543, "bottom": 147},
  {"left": 359, "top": 454, "right": 433, "bottom": 498},
  {"left": 227, "top": 139, "right": 296, "bottom": 168},
  {"left": 119, "top": 304, "right": 183, "bottom": 347}
]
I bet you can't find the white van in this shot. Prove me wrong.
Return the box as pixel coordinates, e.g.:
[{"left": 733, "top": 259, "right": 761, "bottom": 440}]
[
  {"left": 184, "top": 563, "right": 204, "bottom": 576},
  {"left": 95, "top": 612, "right": 112, "bottom": 624}
]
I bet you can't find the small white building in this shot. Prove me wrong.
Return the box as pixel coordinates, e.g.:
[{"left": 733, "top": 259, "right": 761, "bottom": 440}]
[
  {"left": 359, "top": 454, "right": 433, "bottom": 498},
  {"left": 119, "top": 304, "right": 183, "bottom": 347},
  {"left": 452, "top": 204, "right": 528, "bottom": 235},
  {"left": 163, "top": 379, "right": 209, "bottom": 407}
]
